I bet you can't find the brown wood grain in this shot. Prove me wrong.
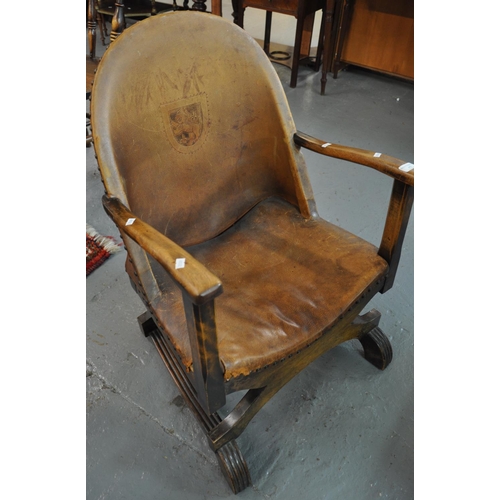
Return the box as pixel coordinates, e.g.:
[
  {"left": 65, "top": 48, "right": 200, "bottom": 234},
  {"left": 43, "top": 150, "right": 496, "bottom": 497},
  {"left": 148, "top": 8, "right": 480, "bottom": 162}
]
[
  {"left": 102, "top": 195, "right": 223, "bottom": 305},
  {"left": 341, "top": 0, "right": 414, "bottom": 79},
  {"left": 293, "top": 131, "right": 414, "bottom": 186}
]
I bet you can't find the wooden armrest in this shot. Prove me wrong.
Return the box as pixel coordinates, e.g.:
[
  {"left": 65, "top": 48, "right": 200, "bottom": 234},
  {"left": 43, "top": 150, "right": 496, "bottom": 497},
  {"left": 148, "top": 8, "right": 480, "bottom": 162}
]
[
  {"left": 102, "top": 195, "right": 223, "bottom": 305},
  {"left": 293, "top": 131, "right": 414, "bottom": 187},
  {"left": 294, "top": 131, "right": 414, "bottom": 294}
]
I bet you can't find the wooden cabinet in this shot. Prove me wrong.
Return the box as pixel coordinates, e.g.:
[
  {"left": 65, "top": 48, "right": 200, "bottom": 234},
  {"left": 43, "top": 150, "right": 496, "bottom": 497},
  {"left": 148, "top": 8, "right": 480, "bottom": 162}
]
[{"left": 330, "top": 0, "right": 414, "bottom": 80}]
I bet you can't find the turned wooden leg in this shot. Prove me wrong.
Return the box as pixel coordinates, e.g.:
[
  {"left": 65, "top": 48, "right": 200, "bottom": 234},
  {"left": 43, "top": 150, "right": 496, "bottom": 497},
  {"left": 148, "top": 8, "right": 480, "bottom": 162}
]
[
  {"left": 110, "top": 0, "right": 125, "bottom": 43},
  {"left": 97, "top": 13, "right": 107, "bottom": 45},
  {"left": 101, "top": 13, "right": 109, "bottom": 37},
  {"left": 358, "top": 326, "right": 393, "bottom": 370},
  {"left": 87, "top": 0, "right": 97, "bottom": 59},
  {"left": 232, "top": 0, "right": 240, "bottom": 23},
  {"left": 192, "top": 0, "right": 208, "bottom": 12}
]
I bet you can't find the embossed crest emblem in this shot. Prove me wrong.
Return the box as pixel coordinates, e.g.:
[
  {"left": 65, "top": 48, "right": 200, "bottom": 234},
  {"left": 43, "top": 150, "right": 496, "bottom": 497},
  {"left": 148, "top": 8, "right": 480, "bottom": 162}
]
[{"left": 160, "top": 94, "right": 209, "bottom": 153}]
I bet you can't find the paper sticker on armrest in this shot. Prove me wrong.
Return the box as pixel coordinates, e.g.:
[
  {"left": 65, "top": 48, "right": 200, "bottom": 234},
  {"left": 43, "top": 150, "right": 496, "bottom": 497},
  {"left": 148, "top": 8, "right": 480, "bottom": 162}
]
[{"left": 399, "top": 162, "right": 414, "bottom": 172}]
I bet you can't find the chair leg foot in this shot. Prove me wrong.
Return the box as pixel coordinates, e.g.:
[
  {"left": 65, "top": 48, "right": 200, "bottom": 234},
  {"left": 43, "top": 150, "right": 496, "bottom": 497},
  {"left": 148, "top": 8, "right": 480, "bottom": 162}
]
[
  {"left": 137, "top": 311, "right": 252, "bottom": 493},
  {"left": 358, "top": 326, "right": 393, "bottom": 370},
  {"left": 216, "top": 440, "right": 252, "bottom": 494}
]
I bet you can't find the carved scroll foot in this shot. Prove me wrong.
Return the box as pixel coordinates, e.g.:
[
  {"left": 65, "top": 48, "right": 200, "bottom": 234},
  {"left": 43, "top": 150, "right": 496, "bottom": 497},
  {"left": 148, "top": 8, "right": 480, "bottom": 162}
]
[
  {"left": 216, "top": 441, "right": 251, "bottom": 494},
  {"left": 358, "top": 326, "right": 393, "bottom": 370},
  {"left": 137, "top": 311, "right": 252, "bottom": 493}
]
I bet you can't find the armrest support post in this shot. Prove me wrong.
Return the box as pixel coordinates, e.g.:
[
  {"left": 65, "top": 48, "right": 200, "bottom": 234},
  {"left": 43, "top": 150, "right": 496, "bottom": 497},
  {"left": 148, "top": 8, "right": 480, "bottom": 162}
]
[
  {"left": 182, "top": 293, "right": 226, "bottom": 415},
  {"left": 293, "top": 130, "right": 414, "bottom": 294},
  {"left": 378, "top": 180, "right": 414, "bottom": 293},
  {"left": 103, "top": 195, "right": 226, "bottom": 412}
]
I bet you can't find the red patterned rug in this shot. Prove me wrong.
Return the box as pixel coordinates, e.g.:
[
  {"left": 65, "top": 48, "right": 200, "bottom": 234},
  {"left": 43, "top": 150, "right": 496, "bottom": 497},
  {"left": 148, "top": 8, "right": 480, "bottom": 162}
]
[{"left": 86, "top": 224, "right": 121, "bottom": 276}]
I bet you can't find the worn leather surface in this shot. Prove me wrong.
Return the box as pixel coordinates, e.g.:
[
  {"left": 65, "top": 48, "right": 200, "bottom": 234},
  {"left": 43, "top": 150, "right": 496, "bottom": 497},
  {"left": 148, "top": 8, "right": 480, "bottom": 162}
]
[
  {"left": 149, "top": 197, "right": 388, "bottom": 380},
  {"left": 91, "top": 11, "right": 315, "bottom": 248},
  {"left": 92, "top": 11, "right": 389, "bottom": 382}
]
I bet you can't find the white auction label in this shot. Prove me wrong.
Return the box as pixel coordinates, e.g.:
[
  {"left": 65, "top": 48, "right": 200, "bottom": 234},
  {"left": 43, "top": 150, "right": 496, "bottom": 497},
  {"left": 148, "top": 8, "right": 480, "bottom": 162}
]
[
  {"left": 175, "top": 258, "right": 186, "bottom": 269},
  {"left": 399, "top": 162, "right": 414, "bottom": 172}
]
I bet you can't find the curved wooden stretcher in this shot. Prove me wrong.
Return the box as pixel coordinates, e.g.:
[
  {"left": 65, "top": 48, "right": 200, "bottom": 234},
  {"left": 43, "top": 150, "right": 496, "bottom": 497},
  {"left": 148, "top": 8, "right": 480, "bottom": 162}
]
[{"left": 91, "top": 10, "right": 413, "bottom": 494}]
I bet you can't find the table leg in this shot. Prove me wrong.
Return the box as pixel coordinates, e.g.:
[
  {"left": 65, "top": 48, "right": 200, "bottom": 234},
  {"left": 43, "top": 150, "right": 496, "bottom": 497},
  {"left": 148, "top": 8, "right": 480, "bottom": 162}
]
[
  {"left": 321, "top": 0, "right": 335, "bottom": 94},
  {"left": 290, "top": 1, "right": 309, "bottom": 88},
  {"left": 333, "top": 0, "right": 352, "bottom": 78},
  {"left": 192, "top": 0, "right": 208, "bottom": 11},
  {"left": 314, "top": 7, "right": 326, "bottom": 72},
  {"left": 87, "top": 0, "right": 97, "bottom": 59},
  {"left": 235, "top": 0, "right": 245, "bottom": 27},
  {"left": 110, "top": 0, "right": 125, "bottom": 42},
  {"left": 231, "top": 0, "right": 239, "bottom": 23},
  {"left": 264, "top": 11, "right": 272, "bottom": 55}
]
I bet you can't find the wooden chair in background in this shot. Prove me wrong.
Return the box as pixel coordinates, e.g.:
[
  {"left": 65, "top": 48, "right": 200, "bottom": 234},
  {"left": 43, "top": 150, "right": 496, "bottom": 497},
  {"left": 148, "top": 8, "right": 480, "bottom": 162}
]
[
  {"left": 99, "top": 0, "right": 175, "bottom": 36},
  {"left": 90, "top": 11, "right": 414, "bottom": 493},
  {"left": 87, "top": 0, "right": 102, "bottom": 146},
  {"left": 86, "top": 57, "right": 99, "bottom": 147},
  {"left": 89, "top": 0, "right": 175, "bottom": 47},
  {"left": 86, "top": 0, "right": 183, "bottom": 146}
]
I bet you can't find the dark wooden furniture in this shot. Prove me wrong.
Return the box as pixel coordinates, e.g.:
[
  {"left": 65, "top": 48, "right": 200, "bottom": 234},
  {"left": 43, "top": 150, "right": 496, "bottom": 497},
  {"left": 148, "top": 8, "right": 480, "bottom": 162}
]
[
  {"left": 87, "top": 0, "right": 97, "bottom": 59},
  {"left": 326, "top": 0, "right": 414, "bottom": 81},
  {"left": 320, "top": 0, "right": 338, "bottom": 94},
  {"left": 90, "top": 11, "right": 414, "bottom": 494},
  {"left": 87, "top": 0, "right": 110, "bottom": 54},
  {"left": 235, "top": 0, "right": 326, "bottom": 88},
  {"left": 86, "top": 57, "right": 100, "bottom": 146},
  {"left": 95, "top": 0, "right": 175, "bottom": 42},
  {"left": 101, "top": 0, "right": 220, "bottom": 41}
]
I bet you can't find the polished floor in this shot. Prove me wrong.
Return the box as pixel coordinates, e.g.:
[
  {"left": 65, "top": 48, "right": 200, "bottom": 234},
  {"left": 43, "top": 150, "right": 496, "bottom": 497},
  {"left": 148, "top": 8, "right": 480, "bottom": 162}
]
[{"left": 86, "top": 4, "right": 414, "bottom": 499}]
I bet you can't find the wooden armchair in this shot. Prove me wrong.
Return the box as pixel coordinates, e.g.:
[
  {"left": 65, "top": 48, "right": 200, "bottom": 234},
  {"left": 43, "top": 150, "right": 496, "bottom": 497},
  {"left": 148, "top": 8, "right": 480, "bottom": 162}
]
[
  {"left": 90, "top": 11, "right": 413, "bottom": 494},
  {"left": 96, "top": 0, "right": 175, "bottom": 42}
]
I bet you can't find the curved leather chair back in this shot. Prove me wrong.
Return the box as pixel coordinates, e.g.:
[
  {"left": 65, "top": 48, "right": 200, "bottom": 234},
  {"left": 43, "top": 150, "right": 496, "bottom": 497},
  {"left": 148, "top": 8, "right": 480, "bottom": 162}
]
[{"left": 91, "top": 11, "right": 315, "bottom": 248}]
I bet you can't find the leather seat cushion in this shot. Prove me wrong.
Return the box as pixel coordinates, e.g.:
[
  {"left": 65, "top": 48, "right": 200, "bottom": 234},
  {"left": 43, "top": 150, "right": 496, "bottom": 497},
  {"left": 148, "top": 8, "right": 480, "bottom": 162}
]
[{"left": 149, "top": 197, "right": 389, "bottom": 380}]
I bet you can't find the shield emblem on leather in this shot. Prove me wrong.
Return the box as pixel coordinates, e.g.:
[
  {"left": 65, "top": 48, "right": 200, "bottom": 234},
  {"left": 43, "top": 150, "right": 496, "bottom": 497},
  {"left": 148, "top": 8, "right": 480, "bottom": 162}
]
[{"left": 160, "top": 93, "right": 209, "bottom": 154}]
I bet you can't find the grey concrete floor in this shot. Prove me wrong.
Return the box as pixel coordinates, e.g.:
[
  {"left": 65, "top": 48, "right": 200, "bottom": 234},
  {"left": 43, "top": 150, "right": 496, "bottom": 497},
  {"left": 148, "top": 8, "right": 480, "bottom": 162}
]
[{"left": 87, "top": 6, "right": 414, "bottom": 499}]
